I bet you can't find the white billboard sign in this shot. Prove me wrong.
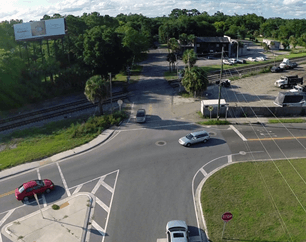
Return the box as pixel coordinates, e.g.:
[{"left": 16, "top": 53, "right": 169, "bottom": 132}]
[{"left": 14, "top": 18, "right": 66, "bottom": 41}]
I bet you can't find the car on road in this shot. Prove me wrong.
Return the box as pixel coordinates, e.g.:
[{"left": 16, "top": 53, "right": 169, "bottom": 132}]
[
  {"left": 166, "top": 220, "right": 189, "bottom": 242},
  {"left": 136, "top": 109, "right": 146, "bottom": 123},
  {"left": 271, "top": 66, "right": 284, "bottom": 73},
  {"left": 15, "top": 179, "right": 54, "bottom": 202},
  {"left": 178, "top": 130, "right": 210, "bottom": 147}
]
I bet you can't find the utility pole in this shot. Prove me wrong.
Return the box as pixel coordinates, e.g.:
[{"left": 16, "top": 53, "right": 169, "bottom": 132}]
[
  {"left": 217, "top": 47, "right": 224, "bottom": 121},
  {"left": 109, "top": 73, "right": 113, "bottom": 114},
  {"left": 236, "top": 41, "right": 239, "bottom": 60}
]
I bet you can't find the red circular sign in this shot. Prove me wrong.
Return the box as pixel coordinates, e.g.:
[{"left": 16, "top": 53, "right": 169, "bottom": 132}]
[{"left": 222, "top": 212, "right": 233, "bottom": 222}]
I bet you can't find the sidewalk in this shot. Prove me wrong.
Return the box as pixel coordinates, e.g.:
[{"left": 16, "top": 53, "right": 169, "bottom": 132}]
[{"left": 1, "top": 192, "right": 95, "bottom": 242}]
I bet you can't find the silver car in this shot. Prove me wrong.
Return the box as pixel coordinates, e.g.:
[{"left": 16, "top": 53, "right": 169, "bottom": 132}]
[
  {"left": 166, "top": 220, "right": 189, "bottom": 242},
  {"left": 136, "top": 109, "right": 146, "bottom": 123},
  {"left": 178, "top": 130, "right": 210, "bottom": 147}
]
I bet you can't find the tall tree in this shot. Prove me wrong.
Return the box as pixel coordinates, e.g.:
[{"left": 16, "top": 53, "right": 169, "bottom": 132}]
[
  {"left": 182, "top": 49, "right": 197, "bottom": 68},
  {"left": 181, "top": 66, "right": 208, "bottom": 97},
  {"left": 84, "top": 75, "right": 110, "bottom": 115},
  {"left": 83, "top": 26, "right": 129, "bottom": 79}
]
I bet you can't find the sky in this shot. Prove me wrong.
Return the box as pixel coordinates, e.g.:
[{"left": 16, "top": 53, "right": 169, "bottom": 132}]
[{"left": 0, "top": 0, "right": 306, "bottom": 23}]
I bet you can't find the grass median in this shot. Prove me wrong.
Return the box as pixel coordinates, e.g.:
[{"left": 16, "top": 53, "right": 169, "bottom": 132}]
[
  {"left": 0, "top": 111, "right": 127, "bottom": 171},
  {"left": 202, "top": 159, "right": 306, "bottom": 241}
]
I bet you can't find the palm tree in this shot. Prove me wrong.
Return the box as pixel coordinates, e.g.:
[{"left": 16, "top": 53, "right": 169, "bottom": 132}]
[
  {"left": 84, "top": 75, "right": 110, "bottom": 115},
  {"left": 182, "top": 49, "right": 197, "bottom": 69}
]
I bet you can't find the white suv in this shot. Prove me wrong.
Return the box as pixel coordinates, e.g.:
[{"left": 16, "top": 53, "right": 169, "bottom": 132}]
[
  {"left": 178, "top": 130, "right": 210, "bottom": 147},
  {"left": 166, "top": 220, "right": 189, "bottom": 242}
]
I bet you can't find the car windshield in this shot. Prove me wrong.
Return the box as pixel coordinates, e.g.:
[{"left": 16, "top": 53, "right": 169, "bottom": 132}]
[
  {"left": 137, "top": 112, "right": 145, "bottom": 117},
  {"left": 186, "top": 134, "right": 194, "bottom": 140},
  {"left": 18, "top": 185, "right": 25, "bottom": 193}
]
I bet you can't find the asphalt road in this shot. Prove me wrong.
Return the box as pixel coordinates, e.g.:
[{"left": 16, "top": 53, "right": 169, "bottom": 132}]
[{"left": 1, "top": 48, "right": 306, "bottom": 242}]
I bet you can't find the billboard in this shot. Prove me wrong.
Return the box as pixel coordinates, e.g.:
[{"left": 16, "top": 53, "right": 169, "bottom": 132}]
[{"left": 14, "top": 18, "right": 66, "bottom": 41}]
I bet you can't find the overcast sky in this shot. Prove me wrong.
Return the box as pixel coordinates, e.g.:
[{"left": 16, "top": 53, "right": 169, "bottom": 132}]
[{"left": 1, "top": 0, "right": 306, "bottom": 23}]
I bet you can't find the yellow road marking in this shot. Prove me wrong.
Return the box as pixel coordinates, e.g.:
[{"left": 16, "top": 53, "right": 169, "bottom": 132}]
[
  {"left": 148, "top": 104, "right": 153, "bottom": 115},
  {"left": 0, "top": 190, "right": 15, "bottom": 198},
  {"left": 248, "top": 137, "right": 306, "bottom": 141}
]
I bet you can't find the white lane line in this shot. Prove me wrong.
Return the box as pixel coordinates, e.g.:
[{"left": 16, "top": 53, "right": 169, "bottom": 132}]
[
  {"left": 96, "top": 197, "right": 110, "bottom": 213},
  {"left": 101, "top": 181, "right": 114, "bottom": 193},
  {"left": 72, "top": 184, "right": 83, "bottom": 195},
  {"left": 91, "top": 176, "right": 105, "bottom": 194},
  {"left": 0, "top": 209, "right": 14, "bottom": 227},
  {"left": 92, "top": 220, "right": 106, "bottom": 236},
  {"left": 36, "top": 169, "right": 47, "bottom": 207},
  {"left": 229, "top": 125, "right": 247, "bottom": 141},
  {"left": 56, "top": 162, "right": 71, "bottom": 197},
  {"left": 228, "top": 154, "right": 233, "bottom": 163},
  {"left": 200, "top": 168, "right": 207, "bottom": 176}
]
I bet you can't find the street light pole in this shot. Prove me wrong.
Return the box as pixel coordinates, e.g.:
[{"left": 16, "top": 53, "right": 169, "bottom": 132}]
[
  {"left": 109, "top": 73, "right": 113, "bottom": 114},
  {"left": 217, "top": 47, "right": 224, "bottom": 121}
]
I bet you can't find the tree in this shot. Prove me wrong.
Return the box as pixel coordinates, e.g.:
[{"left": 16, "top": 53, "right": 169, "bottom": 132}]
[
  {"left": 166, "top": 52, "right": 176, "bottom": 72},
  {"left": 261, "top": 42, "right": 269, "bottom": 52},
  {"left": 182, "top": 49, "right": 197, "bottom": 69},
  {"left": 181, "top": 66, "right": 208, "bottom": 97},
  {"left": 84, "top": 75, "right": 110, "bottom": 115},
  {"left": 289, "top": 35, "right": 298, "bottom": 49},
  {"left": 83, "top": 26, "right": 129, "bottom": 79}
]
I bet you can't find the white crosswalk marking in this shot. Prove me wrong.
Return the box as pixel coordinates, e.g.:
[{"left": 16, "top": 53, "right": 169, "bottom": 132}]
[
  {"left": 96, "top": 197, "right": 110, "bottom": 213},
  {"left": 56, "top": 162, "right": 71, "bottom": 197},
  {"left": 72, "top": 184, "right": 83, "bottom": 195},
  {"left": 91, "top": 176, "right": 105, "bottom": 194},
  {"left": 200, "top": 167, "right": 207, "bottom": 176},
  {"left": 92, "top": 220, "right": 106, "bottom": 236},
  {"left": 0, "top": 210, "right": 14, "bottom": 227},
  {"left": 101, "top": 180, "right": 114, "bottom": 193}
]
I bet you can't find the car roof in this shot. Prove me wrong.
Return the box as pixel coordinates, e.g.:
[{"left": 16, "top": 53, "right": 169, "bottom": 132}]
[
  {"left": 22, "top": 180, "right": 37, "bottom": 189},
  {"left": 190, "top": 130, "right": 208, "bottom": 136},
  {"left": 167, "top": 220, "right": 188, "bottom": 230}
]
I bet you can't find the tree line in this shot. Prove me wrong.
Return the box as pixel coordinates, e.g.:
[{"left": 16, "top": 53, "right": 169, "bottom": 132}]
[{"left": 0, "top": 9, "right": 306, "bottom": 111}]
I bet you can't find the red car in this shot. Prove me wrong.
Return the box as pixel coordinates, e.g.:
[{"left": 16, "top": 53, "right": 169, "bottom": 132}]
[{"left": 15, "top": 179, "right": 54, "bottom": 202}]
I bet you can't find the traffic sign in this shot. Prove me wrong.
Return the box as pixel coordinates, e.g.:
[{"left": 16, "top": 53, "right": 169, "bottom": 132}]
[{"left": 222, "top": 212, "right": 233, "bottom": 222}]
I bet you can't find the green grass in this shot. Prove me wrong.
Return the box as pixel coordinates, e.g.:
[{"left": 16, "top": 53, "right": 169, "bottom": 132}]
[
  {"left": 268, "top": 118, "right": 306, "bottom": 123},
  {"left": 164, "top": 70, "right": 179, "bottom": 80},
  {"left": 198, "top": 119, "right": 230, "bottom": 125},
  {"left": 114, "top": 65, "right": 143, "bottom": 82},
  {"left": 0, "top": 111, "right": 127, "bottom": 171},
  {"left": 202, "top": 159, "right": 306, "bottom": 241}
]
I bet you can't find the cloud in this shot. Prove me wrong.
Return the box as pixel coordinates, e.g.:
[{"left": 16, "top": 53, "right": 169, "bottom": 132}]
[{"left": 283, "top": 0, "right": 303, "bottom": 4}]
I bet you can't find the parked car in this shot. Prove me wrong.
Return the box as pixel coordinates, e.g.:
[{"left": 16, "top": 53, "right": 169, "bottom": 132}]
[
  {"left": 247, "top": 57, "right": 256, "bottom": 62},
  {"left": 15, "top": 179, "right": 54, "bottom": 202},
  {"left": 178, "top": 130, "right": 210, "bottom": 147},
  {"left": 271, "top": 66, "right": 284, "bottom": 73},
  {"left": 228, "top": 58, "right": 237, "bottom": 64},
  {"left": 166, "top": 220, "right": 189, "bottom": 242},
  {"left": 256, "top": 56, "right": 267, "bottom": 61},
  {"left": 136, "top": 109, "right": 146, "bottom": 123},
  {"left": 216, "top": 79, "right": 231, "bottom": 87},
  {"left": 236, "top": 59, "right": 246, "bottom": 64},
  {"left": 222, "top": 59, "right": 232, "bottom": 65}
]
